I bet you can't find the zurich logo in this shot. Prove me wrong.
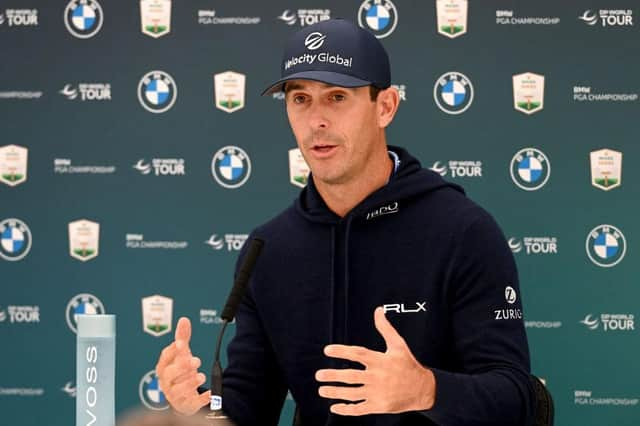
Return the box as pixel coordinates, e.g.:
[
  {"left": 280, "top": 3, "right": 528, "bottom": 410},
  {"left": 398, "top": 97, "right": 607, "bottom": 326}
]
[{"left": 304, "top": 32, "right": 326, "bottom": 50}]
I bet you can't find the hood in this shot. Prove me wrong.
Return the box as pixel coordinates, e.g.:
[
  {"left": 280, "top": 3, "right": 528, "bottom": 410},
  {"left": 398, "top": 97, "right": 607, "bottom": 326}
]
[{"left": 294, "top": 145, "right": 465, "bottom": 224}]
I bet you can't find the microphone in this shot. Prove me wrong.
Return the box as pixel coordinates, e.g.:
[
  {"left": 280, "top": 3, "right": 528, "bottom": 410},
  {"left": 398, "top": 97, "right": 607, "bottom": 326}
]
[{"left": 207, "top": 238, "right": 264, "bottom": 422}]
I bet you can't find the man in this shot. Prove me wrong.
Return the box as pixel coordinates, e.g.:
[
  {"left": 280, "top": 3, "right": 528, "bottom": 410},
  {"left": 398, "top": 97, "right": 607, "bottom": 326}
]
[{"left": 156, "top": 19, "right": 534, "bottom": 425}]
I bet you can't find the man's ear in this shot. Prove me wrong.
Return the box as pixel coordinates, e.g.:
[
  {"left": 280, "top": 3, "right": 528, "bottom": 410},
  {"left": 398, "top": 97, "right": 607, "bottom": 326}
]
[{"left": 377, "top": 87, "right": 400, "bottom": 129}]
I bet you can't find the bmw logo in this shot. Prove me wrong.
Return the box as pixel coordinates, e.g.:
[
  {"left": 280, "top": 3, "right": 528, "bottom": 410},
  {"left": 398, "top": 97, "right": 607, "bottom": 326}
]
[
  {"left": 0, "top": 218, "right": 32, "bottom": 261},
  {"left": 433, "top": 71, "right": 474, "bottom": 115},
  {"left": 137, "top": 70, "right": 178, "bottom": 114},
  {"left": 509, "top": 148, "right": 551, "bottom": 191},
  {"left": 586, "top": 224, "right": 627, "bottom": 268},
  {"left": 358, "top": 0, "right": 398, "bottom": 39},
  {"left": 211, "top": 146, "right": 251, "bottom": 189},
  {"left": 139, "top": 370, "right": 169, "bottom": 410},
  {"left": 64, "top": 0, "right": 104, "bottom": 39},
  {"left": 66, "top": 293, "right": 105, "bottom": 333}
]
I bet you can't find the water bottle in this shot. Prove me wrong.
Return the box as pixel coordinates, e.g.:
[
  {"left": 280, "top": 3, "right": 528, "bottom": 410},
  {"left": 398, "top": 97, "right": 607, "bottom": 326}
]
[{"left": 76, "top": 314, "right": 116, "bottom": 426}]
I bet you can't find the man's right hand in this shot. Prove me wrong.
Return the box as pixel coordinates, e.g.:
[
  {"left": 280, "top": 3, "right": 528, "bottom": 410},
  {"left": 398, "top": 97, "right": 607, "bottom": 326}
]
[{"left": 156, "top": 317, "right": 211, "bottom": 415}]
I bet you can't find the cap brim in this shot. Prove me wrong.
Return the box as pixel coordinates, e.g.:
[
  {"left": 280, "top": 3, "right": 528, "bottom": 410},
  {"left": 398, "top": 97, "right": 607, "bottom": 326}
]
[{"left": 261, "top": 71, "right": 372, "bottom": 96}]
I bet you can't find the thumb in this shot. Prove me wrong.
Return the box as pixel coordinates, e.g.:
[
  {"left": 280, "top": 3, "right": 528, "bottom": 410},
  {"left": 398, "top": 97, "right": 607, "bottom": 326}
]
[
  {"left": 175, "top": 317, "right": 192, "bottom": 353},
  {"left": 374, "top": 307, "right": 406, "bottom": 351}
]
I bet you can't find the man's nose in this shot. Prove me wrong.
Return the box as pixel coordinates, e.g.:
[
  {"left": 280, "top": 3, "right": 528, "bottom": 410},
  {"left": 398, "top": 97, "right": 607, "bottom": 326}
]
[{"left": 308, "top": 102, "right": 330, "bottom": 130}]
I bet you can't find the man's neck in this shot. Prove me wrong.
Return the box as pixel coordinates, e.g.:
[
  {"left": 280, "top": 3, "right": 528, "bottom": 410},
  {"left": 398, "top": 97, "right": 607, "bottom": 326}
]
[{"left": 313, "top": 147, "right": 394, "bottom": 218}]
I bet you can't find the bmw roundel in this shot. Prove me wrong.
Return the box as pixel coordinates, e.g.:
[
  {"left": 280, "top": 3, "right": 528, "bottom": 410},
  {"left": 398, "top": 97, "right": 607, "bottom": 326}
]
[{"left": 137, "top": 70, "right": 178, "bottom": 113}]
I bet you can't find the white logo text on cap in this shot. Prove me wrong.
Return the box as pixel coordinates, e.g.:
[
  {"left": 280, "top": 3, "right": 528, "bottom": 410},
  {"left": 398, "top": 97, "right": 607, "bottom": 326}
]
[{"left": 304, "top": 32, "right": 326, "bottom": 50}]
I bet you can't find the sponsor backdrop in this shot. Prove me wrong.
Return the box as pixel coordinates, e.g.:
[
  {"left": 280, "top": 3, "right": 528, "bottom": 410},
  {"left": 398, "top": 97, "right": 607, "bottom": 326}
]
[{"left": 1, "top": 0, "right": 638, "bottom": 425}]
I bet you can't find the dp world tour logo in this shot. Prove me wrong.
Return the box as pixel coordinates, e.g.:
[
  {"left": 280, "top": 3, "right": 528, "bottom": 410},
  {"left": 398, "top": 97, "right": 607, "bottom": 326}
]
[
  {"left": 64, "top": 0, "right": 104, "bottom": 39},
  {"left": 358, "top": 0, "right": 398, "bottom": 39},
  {"left": 0, "top": 218, "right": 32, "bottom": 261},
  {"left": 510, "top": 148, "right": 550, "bottom": 191},
  {"left": 211, "top": 146, "right": 251, "bottom": 189},
  {"left": 137, "top": 70, "right": 177, "bottom": 113},
  {"left": 586, "top": 225, "right": 627, "bottom": 268},
  {"left": 433, "top": 72, "right": 474, "bottom": 115},
  {"left": 65, "top": 293, "right": 105, "bottom": 333},
  {"left": 139, "top": 370, "right": 169, "bottom": 410}
]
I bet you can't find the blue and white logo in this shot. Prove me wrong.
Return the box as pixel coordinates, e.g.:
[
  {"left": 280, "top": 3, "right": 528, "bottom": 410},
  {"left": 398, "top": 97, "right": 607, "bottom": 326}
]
[
  {"left": 358, "top": 0, "right": 398, "bottom": 39},
  {"left": 433, "top": 72, "right": 474, "bottom": 115},
  {"left": 0, "top": 218, "right": 32, "bottom": 261},
  {"left": 137, "top": 70, "right": 178, "bottom": 113},
  {"left": 509, "top": 148, "right": 550, "bottom": 191},
  {"left": 65, "top": 293, "right": 105, "bottom": 333},
  {"left": 211, "top": 146, "right": 251, "bottom": 189},
  {"left": 586, "top": 224, "right": 627, "bottom": 268},
  {"left": 139, "top": 370, "right": 169, "bottom": 410},
  {"left": 64, "top": 0, "right": 104, "bottom": 39}
]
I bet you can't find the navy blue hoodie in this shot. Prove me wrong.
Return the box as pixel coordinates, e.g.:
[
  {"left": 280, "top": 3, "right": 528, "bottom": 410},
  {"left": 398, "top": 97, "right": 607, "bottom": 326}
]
[{"left": 222, "top": 146, "right": 534, "bottom": 425}]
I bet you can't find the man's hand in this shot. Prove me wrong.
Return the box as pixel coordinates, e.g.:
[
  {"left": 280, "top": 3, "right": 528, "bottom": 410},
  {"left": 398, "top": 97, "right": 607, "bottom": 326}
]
[
  {"left": 315, "top": 307, "right": 436, "bottom": 416},
  {"left": 156, "top": 317, "right": 211, "bottom": 415}
]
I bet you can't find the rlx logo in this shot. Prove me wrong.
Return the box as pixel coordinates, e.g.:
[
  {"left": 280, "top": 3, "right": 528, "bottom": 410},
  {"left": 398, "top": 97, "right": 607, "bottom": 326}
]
[{"left": 383, "top": 302, "right": 427, "bottom": 314}]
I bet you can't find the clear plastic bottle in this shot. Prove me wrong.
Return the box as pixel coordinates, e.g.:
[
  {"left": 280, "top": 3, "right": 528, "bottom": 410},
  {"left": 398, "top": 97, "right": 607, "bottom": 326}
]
[{"left": 76, "top": 314, "right": 116, "bottom": 426}]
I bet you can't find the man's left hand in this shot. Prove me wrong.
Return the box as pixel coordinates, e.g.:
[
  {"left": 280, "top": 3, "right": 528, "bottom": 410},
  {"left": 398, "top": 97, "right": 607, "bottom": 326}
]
[{"left": 315, "top": 307, "right": 436, "bottom": 416}]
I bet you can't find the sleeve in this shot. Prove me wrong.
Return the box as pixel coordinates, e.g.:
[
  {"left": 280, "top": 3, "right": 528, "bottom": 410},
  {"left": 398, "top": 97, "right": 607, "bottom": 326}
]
[
  {"left": 420, "top": 210, "right": 535, "bottom": 426},
  {"left": 221, "top": 236, "right": 289, "bottom": 426}
]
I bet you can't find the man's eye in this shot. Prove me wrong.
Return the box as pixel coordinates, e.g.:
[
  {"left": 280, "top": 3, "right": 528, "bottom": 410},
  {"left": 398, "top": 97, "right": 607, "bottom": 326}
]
[
  {"left": 331, "top": 94, "right": 346, "bottom": 101},
  {"left": 293, "top": 95, "right": 306, "bottom": 104}
]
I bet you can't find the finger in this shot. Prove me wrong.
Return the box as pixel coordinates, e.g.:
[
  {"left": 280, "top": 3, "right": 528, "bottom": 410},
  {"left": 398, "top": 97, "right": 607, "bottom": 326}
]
[
  {"left": 318, "top": 385, "right": 367, "bottom": 402},
  {"left": 324, "top": 345, "right": 378, "bottom": 367},
  {"left": 156, "top": 342, "right": 178, "bottom": 376},
  {"left": 315, "top": 369, "right": 367, "bottom": 384},
  {"left": 184, "top": 390, "right": 211, "bottom": 415},
  {"left": 330, "top": 402, "right": 371, "bottom": 416},
  {"left": 374, "top": 307, "right": 406, "bottom": 350},
  {"left": 162, "top": 355, "right": 200, "bottom": 385},
  {"left": 167, "top": 357, "right": 202, "bottom": 386},
  {"left": 175, "top": 317, "right": 192, "bottom": 353},
  {"left": 164, "top": 372, "right": 206, "bottom": 403}
]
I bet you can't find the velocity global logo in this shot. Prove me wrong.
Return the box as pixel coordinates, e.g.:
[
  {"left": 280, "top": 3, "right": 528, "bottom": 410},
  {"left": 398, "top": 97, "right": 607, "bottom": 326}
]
[
  {"left": 509, "top": 148, "right": 550, "bottom": 191},
  {"left": 433, "top": 72, "right": 474, "bottom": 115},
  {"left": 137, "top": 71, "right": 177, "bottom": 113},
  {"left": 64, "top": 0, "right": 103, "bottom": 39},
  {"left": 585, "top": 224, "right": 626, "bottom": 268},
  {"left": 358, "top": 0, "right": 398, "bottom": 39}
]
